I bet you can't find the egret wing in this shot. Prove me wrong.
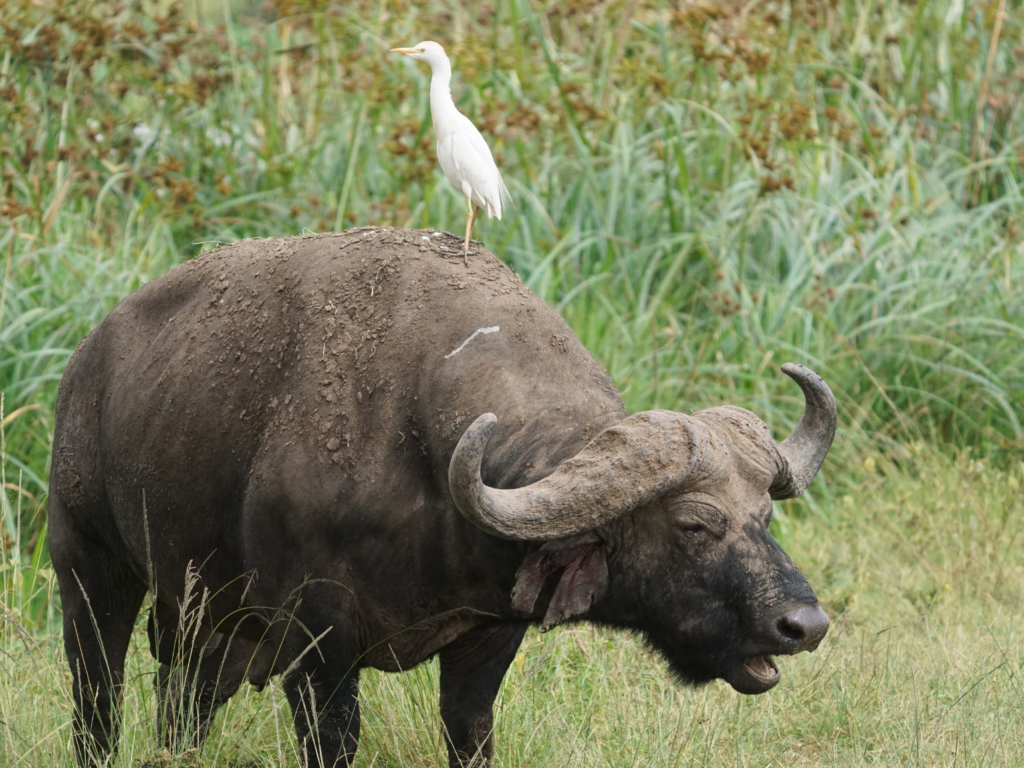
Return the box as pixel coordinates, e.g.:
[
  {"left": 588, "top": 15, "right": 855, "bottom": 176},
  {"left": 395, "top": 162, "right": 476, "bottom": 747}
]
[
  {"left": 461, "top": 121, "right": 513, "bottom": 212},
  {"left": 449, "top": 122, "right": 507, "bottom": 218}
]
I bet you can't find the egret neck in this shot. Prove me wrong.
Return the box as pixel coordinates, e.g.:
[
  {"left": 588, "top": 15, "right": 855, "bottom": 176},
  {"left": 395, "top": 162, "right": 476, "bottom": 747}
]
[{"left": 424, "top": 51, "right": 458, "bottom": 141}]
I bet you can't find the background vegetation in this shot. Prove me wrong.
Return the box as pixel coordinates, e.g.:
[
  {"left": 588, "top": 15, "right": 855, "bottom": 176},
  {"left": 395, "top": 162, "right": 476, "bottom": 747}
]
[{"left": 1, "top": 0, "right": 1022, "bottom": 764}]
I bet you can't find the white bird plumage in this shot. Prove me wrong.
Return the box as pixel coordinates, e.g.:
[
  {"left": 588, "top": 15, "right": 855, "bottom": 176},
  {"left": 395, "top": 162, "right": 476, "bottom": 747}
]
[{"left": 390, "top": 41, "right": 511, "bottom": 264}]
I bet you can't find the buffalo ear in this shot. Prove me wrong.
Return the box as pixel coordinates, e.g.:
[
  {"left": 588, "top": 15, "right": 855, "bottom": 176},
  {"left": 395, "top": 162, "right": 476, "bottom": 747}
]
[
  {"left": 511, "top": 535, "right": 608, "bottom": 632},
  {"left": 541, "top": 544, "right": 608, "bottom": 631}
]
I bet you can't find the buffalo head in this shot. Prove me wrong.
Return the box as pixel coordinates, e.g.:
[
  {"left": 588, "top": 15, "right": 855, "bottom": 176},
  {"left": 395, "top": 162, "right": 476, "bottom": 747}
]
[{"left": 449, "top": 363, "right": 834, "bottom": 694}]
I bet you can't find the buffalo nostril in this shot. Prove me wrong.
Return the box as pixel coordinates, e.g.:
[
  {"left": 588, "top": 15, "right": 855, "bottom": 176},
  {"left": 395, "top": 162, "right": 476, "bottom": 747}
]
[
  {"left": 777, "top": 615, "right": 806, "bottom": 642},
  {"left": 776, "top": 604, "right": 829, "bottom": 652}
]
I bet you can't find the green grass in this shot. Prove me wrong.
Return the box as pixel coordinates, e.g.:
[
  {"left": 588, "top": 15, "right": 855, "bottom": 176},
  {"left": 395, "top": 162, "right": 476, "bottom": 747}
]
[
  {"left": 2, "top": 447, "right": 1022, "bottom": 766},
  {"left": 1, "top": 0, "right": 1023, "bottom": 764}
]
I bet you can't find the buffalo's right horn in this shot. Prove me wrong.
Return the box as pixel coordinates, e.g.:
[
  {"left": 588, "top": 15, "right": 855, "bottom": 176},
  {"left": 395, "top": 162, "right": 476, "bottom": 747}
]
[
  {"left": 449, "top": 411, "right": 704, "bottom": 540},
  {"left": 768, "top": 364, "right": 837, "bottom": 499}
]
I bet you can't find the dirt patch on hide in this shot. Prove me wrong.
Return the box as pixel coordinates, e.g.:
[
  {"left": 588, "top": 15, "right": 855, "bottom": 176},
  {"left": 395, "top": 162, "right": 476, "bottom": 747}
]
[{"left": 152, "top": 227, "right": 610, "bottom": 493}]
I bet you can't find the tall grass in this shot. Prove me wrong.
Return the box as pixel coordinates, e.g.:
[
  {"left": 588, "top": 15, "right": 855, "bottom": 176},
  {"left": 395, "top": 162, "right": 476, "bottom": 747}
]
[{"left": 2, "top": 1, "right": 1021, "bottom": 512}]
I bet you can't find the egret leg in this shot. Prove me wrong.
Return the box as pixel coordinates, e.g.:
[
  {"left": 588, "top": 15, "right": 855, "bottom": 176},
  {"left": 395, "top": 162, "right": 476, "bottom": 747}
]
[{"left": 463, "top": 197, "right": 477, "bottom": 266}]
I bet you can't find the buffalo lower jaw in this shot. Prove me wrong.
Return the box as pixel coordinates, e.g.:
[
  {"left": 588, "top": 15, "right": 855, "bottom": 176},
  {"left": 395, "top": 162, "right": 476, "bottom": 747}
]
[{"left": 727, "top": 654, "right": 780, "bottom": 694}]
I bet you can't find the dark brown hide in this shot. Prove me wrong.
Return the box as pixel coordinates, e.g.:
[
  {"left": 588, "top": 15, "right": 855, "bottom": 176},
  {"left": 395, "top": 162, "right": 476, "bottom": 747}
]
[{"left": 49, "top": 228, "right": 830, "bottom": 768}]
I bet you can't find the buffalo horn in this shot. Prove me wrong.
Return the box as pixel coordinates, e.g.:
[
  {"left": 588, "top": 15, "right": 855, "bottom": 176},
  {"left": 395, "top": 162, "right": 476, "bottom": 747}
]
[
  {"left": 449, "top": 411, "right": 703, "bottom": 540},
  {"left": 768, "top": 363, "right": 837, "bottom": 500}
]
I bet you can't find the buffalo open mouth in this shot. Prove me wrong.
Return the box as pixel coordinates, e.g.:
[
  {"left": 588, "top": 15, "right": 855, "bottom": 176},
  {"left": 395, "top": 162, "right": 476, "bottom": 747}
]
[{"left": 728, "top": 654, "right": 780, "bottom": 694}]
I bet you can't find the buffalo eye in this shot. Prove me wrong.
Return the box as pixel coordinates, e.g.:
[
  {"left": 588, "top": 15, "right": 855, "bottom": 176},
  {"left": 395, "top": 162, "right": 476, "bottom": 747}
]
[{"left": 668, "top": 499, "right": 726, "bottom": 540}]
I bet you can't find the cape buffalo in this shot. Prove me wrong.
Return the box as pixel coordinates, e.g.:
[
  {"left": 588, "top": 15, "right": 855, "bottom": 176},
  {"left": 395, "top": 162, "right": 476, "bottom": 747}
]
[{"left": 49, "top": 227, "right": 835, "bottom": 767}]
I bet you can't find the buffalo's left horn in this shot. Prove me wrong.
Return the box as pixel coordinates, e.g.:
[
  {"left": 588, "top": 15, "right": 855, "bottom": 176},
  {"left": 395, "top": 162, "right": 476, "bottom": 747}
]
[
  {"left": 768, "top": 363, "right": 837, "bottom": 500},
  {"left": 449, "top": 411, "right": 704, "bottom": 540}
]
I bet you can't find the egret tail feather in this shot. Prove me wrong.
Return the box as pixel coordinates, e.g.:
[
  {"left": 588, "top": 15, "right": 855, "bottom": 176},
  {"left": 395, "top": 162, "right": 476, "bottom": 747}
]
[{"left": 498, "top": 174, "right": 514, "bottom": 213}]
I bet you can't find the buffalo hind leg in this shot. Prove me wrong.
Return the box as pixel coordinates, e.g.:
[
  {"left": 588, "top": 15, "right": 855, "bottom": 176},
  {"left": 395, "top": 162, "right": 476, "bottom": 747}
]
[
  {"left": 54, "top": 540, "right": 146, "bottom": 767},
  {"left": 148, "top": 602, "right": 255, "bottom": 751},
  {"left": 439, "top": 623, "right": 528, "bottom": 768},
  {"left": 284, "top": 639, "right": 361, "bottom": 768}
]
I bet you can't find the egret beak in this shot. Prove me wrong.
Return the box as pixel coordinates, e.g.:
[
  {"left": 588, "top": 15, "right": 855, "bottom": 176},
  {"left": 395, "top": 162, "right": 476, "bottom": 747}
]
[{"left": 390, "top": 48, "right": 421, "bottom": 55}]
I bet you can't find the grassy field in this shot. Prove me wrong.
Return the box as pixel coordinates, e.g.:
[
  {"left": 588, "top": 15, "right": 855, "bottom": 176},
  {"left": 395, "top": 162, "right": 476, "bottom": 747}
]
[{"left": 2, "top": 0, "right": 1023, "bottom": 764}]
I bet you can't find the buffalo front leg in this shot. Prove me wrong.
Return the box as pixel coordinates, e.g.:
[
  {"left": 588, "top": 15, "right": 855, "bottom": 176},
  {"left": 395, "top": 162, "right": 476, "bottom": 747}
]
[
  {"left": 284, "top": 640, "right": 361, "bottom": 768},
  {"left": 439, "top": 623, "right": 528, "bottom": 767},
  {"left": 52, "top": 529, "right": 146, "bottom": 767},
  {"left": 148, "top": 602, "right": 255, "bottom": 751}
]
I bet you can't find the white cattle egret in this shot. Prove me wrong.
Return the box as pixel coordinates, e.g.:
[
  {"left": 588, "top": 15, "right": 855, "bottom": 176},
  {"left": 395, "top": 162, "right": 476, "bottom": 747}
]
[{"left": 390, "top": 41, "right": 511, "bottom": 264}]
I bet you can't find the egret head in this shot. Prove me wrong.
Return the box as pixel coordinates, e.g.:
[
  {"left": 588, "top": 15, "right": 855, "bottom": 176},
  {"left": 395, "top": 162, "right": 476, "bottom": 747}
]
[{"left": 390, "top": 40, "right": 448, "bottom": 68}]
